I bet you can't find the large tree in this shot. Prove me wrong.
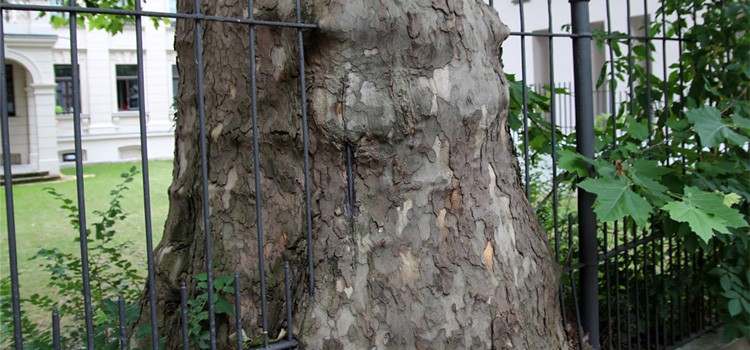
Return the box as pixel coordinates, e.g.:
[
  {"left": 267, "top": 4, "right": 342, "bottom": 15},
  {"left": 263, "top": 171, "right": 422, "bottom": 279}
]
[{"left": 138, "top": 0, "right": 566, "bottom": 348}]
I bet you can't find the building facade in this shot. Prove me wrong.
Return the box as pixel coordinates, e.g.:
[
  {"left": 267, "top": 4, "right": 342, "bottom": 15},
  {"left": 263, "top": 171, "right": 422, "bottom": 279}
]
[
  {"left": 493, "top": 0, "right": 677, "bottom": 129},
  {"left": 2, "top": 0, "right": 177, "bottom": 175}
]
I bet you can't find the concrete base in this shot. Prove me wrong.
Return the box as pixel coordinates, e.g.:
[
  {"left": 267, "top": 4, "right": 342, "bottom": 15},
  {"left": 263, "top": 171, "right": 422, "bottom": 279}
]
[{"left": 677, "top": 328, "right": 750, "bottom": 350}]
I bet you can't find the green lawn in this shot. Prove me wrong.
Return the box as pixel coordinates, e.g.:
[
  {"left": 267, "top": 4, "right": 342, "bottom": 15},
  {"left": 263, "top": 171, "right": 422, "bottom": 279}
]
[{"left": 0, "top": 160, "right": 173, "bottom": 325}]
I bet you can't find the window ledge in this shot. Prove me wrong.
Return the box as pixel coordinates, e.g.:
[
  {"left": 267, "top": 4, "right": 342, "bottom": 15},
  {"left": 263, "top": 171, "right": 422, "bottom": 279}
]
[
  {"left": 113, "top": 110, "right": 143, "bottom": 117},
  {"left": 56, "top": 113, "right": 90, "bottom": 120}
]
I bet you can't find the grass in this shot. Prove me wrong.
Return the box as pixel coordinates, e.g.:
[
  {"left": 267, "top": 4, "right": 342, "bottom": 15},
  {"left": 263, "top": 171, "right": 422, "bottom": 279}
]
[{"left": 0, "top": 160, "right": 173, "bottom": 326}]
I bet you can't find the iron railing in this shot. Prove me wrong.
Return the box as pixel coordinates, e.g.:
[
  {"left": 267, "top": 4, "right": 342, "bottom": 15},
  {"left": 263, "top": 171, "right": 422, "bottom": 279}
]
[
  {"left": 1, "top": 0, "right": 316, "bottom": 349},
  {"left": 499, "top": 0, "right": 721, "bottom": 349},
  {"left": 2, "top": 0, "right": 723, "bottom": 349}
]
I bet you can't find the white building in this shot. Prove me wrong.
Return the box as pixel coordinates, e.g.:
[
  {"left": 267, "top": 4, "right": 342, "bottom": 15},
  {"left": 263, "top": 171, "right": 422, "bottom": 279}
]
[
  {"left": 2, "top": 0, "right": 177, "bottom": 176},
  {"left": 493, "top": 0, "right": 680, "bottom": 128}
]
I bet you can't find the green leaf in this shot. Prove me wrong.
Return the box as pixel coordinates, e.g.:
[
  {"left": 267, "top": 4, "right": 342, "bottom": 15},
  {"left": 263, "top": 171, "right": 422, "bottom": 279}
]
[
  {"left": 135, "top": 322, "right": 152, "bottom": 339},
  {"left": 734, "top": 115, "right": 750, "bottom": 131},
  {"left": 625, "top": 115, "right": 649, "bottom": 141},
  {"left": 721, "top": 274, "right": 732, "bottom": 292},
  {"left": 685, "top": 187, "right": 748, "bottom": 229},
  {"left": 631, "top": 159, "right": 673, "bottom": 178},
  {"left": 663, "top": 200, "right": 724, "bottom": 242},
  {"left": 728, "top": 299, "right": 741, "bottom": 317},
  {"left": 686, "top": 105, "right": 749, "bottom": 147},
  {"left": 578, "top": 177, "right": 653, "bottom": 227},
  {"left": 214, "top": 275, "right": 234, "bottom": 290},
  {"left": 557, "top": 149, "right": 590, "bottom": 178},
  {"left": 724, "top": 192, "right": 741, "bottom": 207},
  {"left": 723, "top": 325, "right": 741, "bottom": 344},
  {"left": 214, "top": 296, "right": 235, "bottom": 316},
  {"left": 662, "top": 187, "right": 748, "bottom": 243}
]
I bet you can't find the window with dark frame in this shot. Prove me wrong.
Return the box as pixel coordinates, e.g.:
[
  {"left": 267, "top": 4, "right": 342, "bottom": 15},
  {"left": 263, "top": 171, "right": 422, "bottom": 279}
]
[
  {"left": 55, "top": 65, "right": 74, "bottom": 114},
  {"left": 5, "top": 64, "right": 15, "bottom": 117},
  {"left": 116, "top": 64, "right": 139, "bottom": 111}
]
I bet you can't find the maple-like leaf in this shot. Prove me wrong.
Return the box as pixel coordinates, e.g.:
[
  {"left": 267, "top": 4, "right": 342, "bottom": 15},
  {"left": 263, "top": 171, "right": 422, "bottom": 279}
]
[
  {"left": 686, "top": 105, "right": 749, "bottom": 147},
  {"left": 662, "top": 186, "right": 749, "bottom": 243},
  {"left": 578, "top": 177, "right": 653, "bottom": 227}
]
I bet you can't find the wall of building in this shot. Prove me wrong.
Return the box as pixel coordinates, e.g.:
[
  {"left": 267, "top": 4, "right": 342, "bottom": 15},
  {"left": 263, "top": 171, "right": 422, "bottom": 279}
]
[
  {"left": 49, "top": 0, "right": 177, "bottom": 164},
  {"left": 3, "top": 0, "right": 177, "bottom": 173},
  {"left": 493, "top": 0, "right": 684, "bottom": 93}
]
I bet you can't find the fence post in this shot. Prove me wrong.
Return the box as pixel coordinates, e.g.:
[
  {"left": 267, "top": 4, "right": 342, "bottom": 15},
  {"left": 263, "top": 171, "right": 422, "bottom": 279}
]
[{"left": 570, "top": 0, "right": 600, "bottom": 349}]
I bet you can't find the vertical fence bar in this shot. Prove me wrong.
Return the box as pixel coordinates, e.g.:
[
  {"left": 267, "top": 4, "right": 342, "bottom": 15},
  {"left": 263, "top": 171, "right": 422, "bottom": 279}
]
[
  {"left": 626, "top": 0, "right": 636, "bottom": 126},
  {"left": 346, "top": 144, "right": 355, "bottom": 218},
  {"left": 295, "top": 0, "right": 315, "bottom": 297},
  {"left": 247, "top": 0, "right": 269, "bottom": 346},
  {"left": 570, "top": 270, "right": 585, "bottom": 350},
  {"left": 643, "top": 0, "right": 652, "bottom": 145},
  {"left": 655, "top": 236, "right": 662, "bottom": 348},
  {"left": 677, "top": 6, "right": 687, "bottom": 340},
  {"left": 625, "top": 220, "right": 631, "bottom": 349},
  {"left": 696, "top": 244, "right": 701, "bottom": 333},
  {"left": 193, "top": 0, "right": 217, "bottom": 347},
  {"left": 644, "top": 230, "right": 651, "bottom": 349},
  {"left": 679, "top": 238, "right": 686, "bottom": 339},
  {"left": 614, "top": 221, "right": 621, "bottom": 350},
  {"left": 570, "top": 0, "right": 599, "bottom": 348},
  {"left": 181, "top": 283, "right": 189, "bottom": 350},
  {"left": 68, "top": 0, "right": 96, "bottom": 347},
  {"left": 660, "top": 4, "right": 671, "bottom": 345},
  {"left": 605, "top": 0, "right": 617, "bottom": 147},
  {"left": 133, "top": 1, "right": 160, "bottom": 347},
  {"left": 0, "top": 10, "right": 24, "bottom": 350},
  {"left": 234, "top": 273, "right": 243, "bottom": 349},
  {"left": 546, "top": 0, "right": 560, "bottom": 302},
  {"left": 634, "top": 226, "right": 641, "bottom": 347},
  {"left": 285, "top": 262, "right": 294, "bottom": 342},
  {"left": 603, "top": 223, "right": 613, "bottom": 350},
  {"left": 517, "top": 0, "right": 530, "bottom": 199},
  {"left": 670, "top": 237, "right": 676, "bottom": 345},
  {"left": 52, "top": 308, "right": 61, "bottom": 350},
  {"left": 119, "top": 295, "right": 127, "bottom": 350}
]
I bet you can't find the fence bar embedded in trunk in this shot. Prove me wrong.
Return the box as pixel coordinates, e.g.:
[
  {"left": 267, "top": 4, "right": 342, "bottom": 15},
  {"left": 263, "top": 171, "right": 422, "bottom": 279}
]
[
  {"left": 181, "top": 283, "right": 189, "bottom": 350},
  {"left": 193, "top": 0, "right": 217, "bottom": 347},
  {"left": 133, "top": 1, "right": 160, "bottom": 347},
  {"left": 119, "top": 295, "right": 127, "bottom": 350},
  {"left": 296, "top": 0, "right": 316, "bottom": 297},
  {"left": 247, "top": 0, "right": 269, "bottom": 346},
  {"left": 517, "top": 0, "right": 530, "bottom": 199},
  {"left": 234, "top": 273, "right": 243, "bottom": 349},
  {"left": 285, "top": 262, "right": 293, "bottom": 342}
]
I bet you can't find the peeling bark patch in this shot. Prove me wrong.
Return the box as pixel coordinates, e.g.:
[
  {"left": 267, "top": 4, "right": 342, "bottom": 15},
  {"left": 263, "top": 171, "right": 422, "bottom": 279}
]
[
  {"left": 487, "top": 163, "right": 518, "bottom": 282},
  {"left": 483, "top": 241, "right": 494, "bottom": 271}
]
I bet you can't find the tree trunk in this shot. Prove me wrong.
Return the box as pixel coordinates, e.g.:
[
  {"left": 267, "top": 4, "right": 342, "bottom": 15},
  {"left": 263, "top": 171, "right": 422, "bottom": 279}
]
[{"left": 136, "top": 0, "right": 566, "bottom": 348}]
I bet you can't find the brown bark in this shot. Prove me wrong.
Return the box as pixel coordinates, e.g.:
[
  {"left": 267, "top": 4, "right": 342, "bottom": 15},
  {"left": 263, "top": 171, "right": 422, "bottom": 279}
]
[{"left": 136, "top": 0, "right": 566, "bottom": 348}]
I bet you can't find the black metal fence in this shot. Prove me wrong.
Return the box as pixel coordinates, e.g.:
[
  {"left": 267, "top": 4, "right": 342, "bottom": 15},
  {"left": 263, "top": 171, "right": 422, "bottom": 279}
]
[
  {"left": 1, "top": 0, "right": 316, "bottom": 349},
  {"left": 498, "top": 0, "right": 721, "bottom": 349},
  {"left": 1, "top": 0, "right": 722, "bottom": 349}
]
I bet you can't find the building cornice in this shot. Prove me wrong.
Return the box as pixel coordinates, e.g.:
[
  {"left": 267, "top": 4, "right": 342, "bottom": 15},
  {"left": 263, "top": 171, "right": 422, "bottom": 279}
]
[{"left": 4, "top": 34, "right": 57, "bottom": 48}]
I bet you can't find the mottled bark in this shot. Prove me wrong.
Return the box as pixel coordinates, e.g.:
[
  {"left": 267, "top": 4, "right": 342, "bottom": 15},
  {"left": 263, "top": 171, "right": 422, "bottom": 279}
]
[{"left": 136, "top": 0, "right": 566, "bottom": 349}]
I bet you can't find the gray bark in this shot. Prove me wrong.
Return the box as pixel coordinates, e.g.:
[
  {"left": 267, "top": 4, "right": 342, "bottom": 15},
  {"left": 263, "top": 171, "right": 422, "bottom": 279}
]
[{"left": 136, "top": 0, "right": 567, "bottom": 349}]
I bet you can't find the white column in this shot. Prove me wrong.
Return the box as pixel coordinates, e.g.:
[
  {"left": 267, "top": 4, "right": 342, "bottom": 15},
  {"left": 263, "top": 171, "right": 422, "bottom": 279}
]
[{"left": 27, "top": 83, "right": 60, "bottom": 175}]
